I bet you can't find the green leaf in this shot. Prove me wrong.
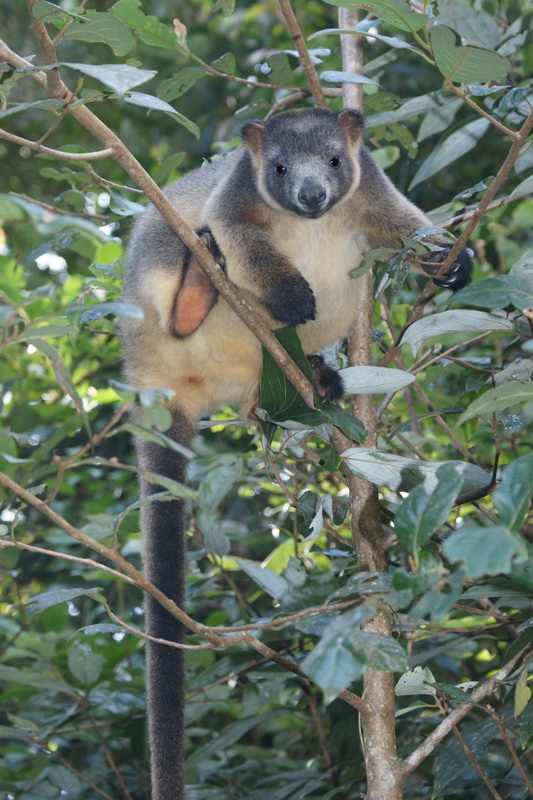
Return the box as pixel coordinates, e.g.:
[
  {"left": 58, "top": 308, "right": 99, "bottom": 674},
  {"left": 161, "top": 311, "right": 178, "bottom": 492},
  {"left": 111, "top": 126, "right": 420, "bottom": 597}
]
[
  {"left": 494, "top": 454, "right": 533, "bottom": 531},
  {"left": 320, "top": 70, "right": 378, "bottom": 86},
  {"left": 437, "top": 0, "right": 501, "bottom": 49},
  {"left": 399, "top": 309, "right": 515, "bottom": 349},
  {"left": 458, "top": 381, "right": 533, "bottom": 424},
  {"left": 234, "top": 558, "right": 290, "bottom": 604},
  {"left": 433, "top": 682, "right": 476, "bottom": 705},
  {"left": 123, "top": 92, "right": 200, "bottom": 137},
  {"left": 199, "top": 456, "right": 244, "bottom": 513},
  {"left": 442, "top": 525, "right": 527, "bottom": 577},
  {"left": 26, "top": 587, "right": 104, "bottom": 617},
  {"left": 111, "top": 0, "right": 177, "bottom": 48},
  {"left": 301, "top": 606, "right": 374, "bottom": 700},
  {"left": 211, "top": 53, "right": 236, "bottom": 75},
  {"left": 68, "top": 641, "right": 105, "bottom": 686},
  {"left": 430, "top": 25, "right": 510, "bottom": 84},
  {"left": 323, "top": 0, "right": 428, "bottom": 33},
  {"left": 349, "top": 631, "right": 408, "bottom": 672},
  {"left": 48, "top": 766, "right": 85, "bottom": 797},
  {"left": 158, "top": 68, "right": 206, "bottom": 102},
  {"left": 342, "top": 448, "right": 491, "bottom": 495},
  {"left": 339, "top": 366, "right": 415, "bottom": 394},
  {"left": 260, "top": 327, "right": 320, "bottom": 423},
  {"left": 64, "top": 12, "right": 134, "bottom": 56},
  {"left": 514, "top": 659, "right": 531, "bottom": 718},
  {"left": 395, "top": 464, "right": 464, "bottom": 556},
  {"left": 0, "top": 665, "right": 76, "bottom": 696},
  {"left": 410, "top": 117, "right": 490, "bottom": 189},
  {"left": 455, "top": 276, "right": 512, "bottom": 308},
  {"left": 61, "top": 62, "right": 156, "bottom": 94}
]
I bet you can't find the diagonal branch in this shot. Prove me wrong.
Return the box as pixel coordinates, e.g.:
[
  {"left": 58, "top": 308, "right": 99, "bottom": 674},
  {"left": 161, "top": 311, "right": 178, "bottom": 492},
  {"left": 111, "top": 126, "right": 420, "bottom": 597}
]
[
  {"left": 278, "top": 0, "right": 327, "bottom": 107},
  {"left": 402, "top": 650, "right": 527, "bottom": 775}
]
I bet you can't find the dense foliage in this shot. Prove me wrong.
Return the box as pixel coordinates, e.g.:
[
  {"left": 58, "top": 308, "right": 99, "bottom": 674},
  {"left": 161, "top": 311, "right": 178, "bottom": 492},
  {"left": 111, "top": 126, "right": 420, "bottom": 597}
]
[{"left": 1, "top": 1, "right": 533, "bottom": 798}]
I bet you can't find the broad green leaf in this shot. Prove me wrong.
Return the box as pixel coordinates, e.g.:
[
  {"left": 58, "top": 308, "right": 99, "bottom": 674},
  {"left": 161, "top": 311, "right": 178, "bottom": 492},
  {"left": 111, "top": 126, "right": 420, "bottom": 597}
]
[
  {"left": 158, "top": 68, "right": 206, "bottom": 102},
  {"left": 395, "top": 464, "right": 464, "bottom": 556},
  {"left": 437, "top": 0, "right": 501, "bottom": 49},
  {"left": 199, "top": 456, "right": 244, "bottom": 512},
  {"left": 61, "top": 62, "right": 156, "bottom": 94},
  {"left": 301, "top": 606, "right": 373, "bottom": 700},
  {"left": 458, "top": 381, "right": 533, "bottom": 424},
  {"left": 366, "top": 91, "right": 458, "bottom": 129},
  {"left": 494, "top": 454, "right": 533, "bottom": 531},
  {"left": 79, "top": 301, "right": 144, "bottom": 322},
  {"left": 399, "top": 310, "right": 515, "bottom": 349},
  {"left": 211, "top": 53, "right": 236, "bottom": 75},
  {"left": 395, "top": 666, "right": 437, "bottom": 696},
  {"left": 48, "top": 766, "right": 85, "bottom": 797},
  {"left": 64, "top": 13, "right": 134, "bottom": 56},
  {"left": 0, "top": 665, "right": 76, "bottom": 696},
  {"left": 188, "top": 711, "right": 285, "bottom": 765},
  {"left": 123, "top": 93, "right": 200, "bottom": 137},
  {"left": 144, "top": 471, "right": 197, "bottom": 500},
  {"left": 0, "top": 98, "right": 63, "bottom": 120},
  {"left": 68, "top": 641, "right": 104, "bottom": 686},
  {"left": 430, "top": 25, "right": 510, "bottom": 84},
  {"left": 433, "top": 682, "right": 476, "bottom": 705},
  {"left": 509, "top": 175, "right": 533, "bottom": 200},
  {"left": 410, "top": 117, "right": 490, "bottom": 189},
  {"left": 197, "top": 510, "right": 230, "bottom": 556},
  {"left": 0, "top": 725, "right": 33, "bottom": 740},
  {"left": 26, "top": 587, "right": 104, "bottom": 617},
  {"left": 342, "top": 447, "right": 491, "bottom": 495},
  {"left": 155, "top": 152, "right": 186, "bottom": 185},
  {"left": 111, "top": 0, "right": 179, "bottom": 48},
  {"left": 320, "top": 70, "right": 378, "bottom": 86},
  {"left": 349, "top": 631, "right": 408, "bottom": 672},
  {"left": 455, "top": 276, "right": 512, "bottom": 308},
  {"left": 311, "top": 27, "right": 419, "bottom": 51},
  {"left": 515, "top": 659, "right": 531, "bottom": 718},
  {"left": 323, "top": 0, "right": 428, "bottom": 33},
  {"left": 442, "top": 525, "right": 527, "bottom": 577},
  {"left": 235, "top": 558, "right": 290, "bottom": 603},
  {"left": 338, "top": 366, "right": 415, "bottom": 394}
]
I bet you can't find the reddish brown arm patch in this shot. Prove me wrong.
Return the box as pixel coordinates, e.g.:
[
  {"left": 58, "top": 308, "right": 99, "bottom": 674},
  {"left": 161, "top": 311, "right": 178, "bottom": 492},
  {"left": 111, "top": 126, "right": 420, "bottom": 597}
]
[{"left": 172, "top": 256, "right": 218, "bottom": 337}]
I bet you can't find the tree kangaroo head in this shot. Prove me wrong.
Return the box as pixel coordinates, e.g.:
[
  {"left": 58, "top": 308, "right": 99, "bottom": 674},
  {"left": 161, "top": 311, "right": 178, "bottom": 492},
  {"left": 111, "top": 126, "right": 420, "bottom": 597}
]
[{"left": 241, "top": 108, "right": 364, "bottom": 219}]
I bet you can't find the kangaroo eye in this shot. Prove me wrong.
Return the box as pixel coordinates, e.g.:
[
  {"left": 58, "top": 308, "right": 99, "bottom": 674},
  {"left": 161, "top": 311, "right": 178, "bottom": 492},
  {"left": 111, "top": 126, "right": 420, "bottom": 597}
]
[
  {"left": 275, "top": 164, "right": 287, "bottom": 175},
  {"left": 329, "top": 156, "right": 341, "bottom": 169}
]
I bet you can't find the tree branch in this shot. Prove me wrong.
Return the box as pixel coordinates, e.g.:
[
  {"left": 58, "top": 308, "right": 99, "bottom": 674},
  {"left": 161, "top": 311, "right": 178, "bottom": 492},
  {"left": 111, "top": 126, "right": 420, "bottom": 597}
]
[
  {"left": 278, "top": 0, "right": 327, "bottom": 107},
  {"left": 403, "top": 651, "right": 526, "bottom": 774}
]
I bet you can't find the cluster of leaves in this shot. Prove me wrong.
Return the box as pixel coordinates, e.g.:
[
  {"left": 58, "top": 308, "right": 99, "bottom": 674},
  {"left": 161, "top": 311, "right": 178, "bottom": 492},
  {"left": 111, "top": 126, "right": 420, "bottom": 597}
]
[{"left": 1, "top": 0, "right": 533, "bottom": 799}]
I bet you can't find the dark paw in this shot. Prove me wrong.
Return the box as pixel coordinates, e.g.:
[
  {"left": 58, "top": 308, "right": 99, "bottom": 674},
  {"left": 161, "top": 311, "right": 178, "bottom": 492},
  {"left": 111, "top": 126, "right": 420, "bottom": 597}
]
[
  {"left": 196, "top": 227, "right": 226, "bottom": 270},
  {"left": 308, "top": 354, "right": 344, "bottom": 402},
  {"left": 266, "top": 274, "right": 316, "bottom": 325},
  {"left": 425, "top": 245, "right": 473, "bottom": 292}
]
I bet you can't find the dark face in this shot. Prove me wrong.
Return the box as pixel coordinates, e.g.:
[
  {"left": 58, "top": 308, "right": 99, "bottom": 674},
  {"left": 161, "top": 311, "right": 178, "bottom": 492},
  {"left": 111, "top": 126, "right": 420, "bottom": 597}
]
[{"left": 254, "top": 111, "right": 361, "bottom": 218}]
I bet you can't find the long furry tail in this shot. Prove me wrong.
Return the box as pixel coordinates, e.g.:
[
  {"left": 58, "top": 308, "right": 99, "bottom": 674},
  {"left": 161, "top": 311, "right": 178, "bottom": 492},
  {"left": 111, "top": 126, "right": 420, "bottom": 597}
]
[{"left": 137, "top": 410, "right": 195, "bottom": 800}]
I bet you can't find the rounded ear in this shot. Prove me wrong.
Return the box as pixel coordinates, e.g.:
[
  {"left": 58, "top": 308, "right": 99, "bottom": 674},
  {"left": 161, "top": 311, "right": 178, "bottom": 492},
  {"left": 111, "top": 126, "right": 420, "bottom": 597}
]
[
  {"left": 241, "top": 120, "right": 268, "bottom": 154},
  {"left": 337, "top": 109, "right": 364, "bottom": 143}
]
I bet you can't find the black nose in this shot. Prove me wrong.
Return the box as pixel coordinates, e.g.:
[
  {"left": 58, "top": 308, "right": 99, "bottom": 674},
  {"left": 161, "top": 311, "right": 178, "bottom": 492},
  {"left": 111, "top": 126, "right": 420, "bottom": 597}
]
[{"left": 298, "top": 179, "right": 327, "bottom": 211}]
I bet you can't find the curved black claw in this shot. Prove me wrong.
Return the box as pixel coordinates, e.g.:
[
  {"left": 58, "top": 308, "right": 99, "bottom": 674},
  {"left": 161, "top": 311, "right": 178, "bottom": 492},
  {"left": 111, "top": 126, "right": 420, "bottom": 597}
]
[
  {"left": 427, "top": 244, "right": 473, "bottom": 292},
  {"left": 308, "top": 354, "right": 344, "bottom": 402}
]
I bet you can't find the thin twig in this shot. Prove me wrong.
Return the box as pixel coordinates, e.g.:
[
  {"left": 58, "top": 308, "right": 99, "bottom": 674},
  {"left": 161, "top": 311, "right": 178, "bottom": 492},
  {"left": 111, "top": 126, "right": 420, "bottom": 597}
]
[
  {"left": 9, "top": 191, "right": 108, "bottom": 221},
  {"left": 278, "top": 0, "right": 327, "bottom": 107},
  {"left": 485, "top": 705, "right": 533, "bottom": 794},
  {"left": 434, "top": 106, "right": 533, "bottom": 276},
  {"left": 451, "top": 722, "right": 503, "bottom": 800},
  {"left": 403, "top": 651, "right": 527, "bottom": 774},
  {"left": 0, "top": 128, "right": 114, "bottom": 160}
]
